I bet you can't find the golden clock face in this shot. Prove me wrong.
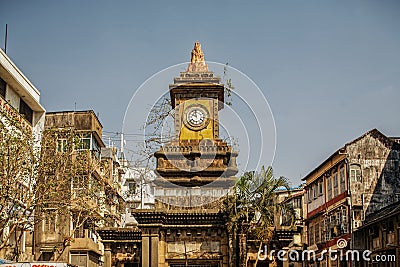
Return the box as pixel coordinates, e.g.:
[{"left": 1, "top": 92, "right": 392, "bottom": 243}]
[{"left": 183, "top": 104, "right": 210, "bottom": 130}]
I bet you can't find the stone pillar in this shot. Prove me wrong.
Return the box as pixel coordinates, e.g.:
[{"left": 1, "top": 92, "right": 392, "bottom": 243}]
[
  {"left": 221, "top": 232, "right": 229, "bottom": 267},
  {"left": 158, "top": 231, "right": 166, "bottom": 267},
  {"left": 150, "top": 230, "right": 159, "bottom": 267},
  {"left": 104, "top": 244, "right": 112, "bottom": 267},
  {"left": 142, "top": 235, "right": 150, "bottom": 267}
]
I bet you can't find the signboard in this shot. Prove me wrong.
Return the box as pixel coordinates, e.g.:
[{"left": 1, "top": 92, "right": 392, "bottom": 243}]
[
  {"left": 167, "top": 241, "right": 221, "bottom": 254},
  {"left": 0, "top": 262, "right": 70, "bottom": 267}
]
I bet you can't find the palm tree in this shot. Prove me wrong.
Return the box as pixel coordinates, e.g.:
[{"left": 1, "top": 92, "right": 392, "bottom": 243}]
[{"left": 223, "top": 166, "right": 294, "bottom": 267}]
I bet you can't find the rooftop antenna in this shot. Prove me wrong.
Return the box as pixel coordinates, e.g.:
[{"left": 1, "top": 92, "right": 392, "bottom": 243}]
[
  {"left": 4, "top": 24, "right": 8, "bottom": 53},
  {"left": 74, "top": 102, "right": 77, "bottom": 111},
  {"left": 120, "top": 132, "right": 125, "bottom": 164}
]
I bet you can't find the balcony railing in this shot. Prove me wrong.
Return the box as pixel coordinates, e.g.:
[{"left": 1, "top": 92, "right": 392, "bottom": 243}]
[{"left": 71, "top": 229, "right": 100, "bottom": 253}]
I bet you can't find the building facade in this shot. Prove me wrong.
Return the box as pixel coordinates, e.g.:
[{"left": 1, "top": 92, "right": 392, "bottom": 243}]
[
  {"left": 271, "top": 186, "right": 306, "bottom": 267},
  {"left": 0, "top": 48, "right": 45, "bottom": 135},
  {"left": 0, "top": 48, "right": 46, "bottom": 261},
  {"left": 352, "top": 200, "right": 399, "bottom": 267},
  {"left": 121, "top": 168, "right": 155, "bottom": 211},
  {"left": 303, "top": 129, "right": 400, "bottom": 267},
  {"left": 34, "top": 110, "right": 124, "bottom": 267}
]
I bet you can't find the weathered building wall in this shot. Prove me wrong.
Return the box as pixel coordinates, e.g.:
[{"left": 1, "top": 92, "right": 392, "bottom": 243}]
[
  {"left": 346, "top": 131, "right": 400, "bottom": 216},
  {"left": 35, "top": 111, "right": 123, "bottom": 267},
  {"left": 303, "top": 129, "right": 400, "bottom": 267},
  {"left": 45, "top": 111, "right": 103, "bottom": 138}
]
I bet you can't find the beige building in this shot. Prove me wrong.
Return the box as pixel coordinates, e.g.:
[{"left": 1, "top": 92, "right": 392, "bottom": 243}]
[
  {"left": 0, "top": 48, "right": 45, "bottom": 261},
  {"left": 272, "top": 186, "right": 306, "bottom": 267},
  {"left": 243, "top": 186, "right": 306, "bottom": 267},
  {"left": 34, "top": 110, "right": 124, "bottom": 267},
  {"left": 303, "top": 129, "right": 400, "bottom": 267},
  {"left": 353, "top": 199, "right": 399, "bottom": 267}
]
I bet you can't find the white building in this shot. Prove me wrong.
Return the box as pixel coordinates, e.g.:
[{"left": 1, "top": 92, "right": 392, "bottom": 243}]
[
  {"left": 0, "top": 48, "right": 45, "bottom": 261},
  {"left": 0, "top": 49, "right": 45, "bottom": 134},
  {"left": 121, "top": 167, "right": 155, "bottom": 217}
]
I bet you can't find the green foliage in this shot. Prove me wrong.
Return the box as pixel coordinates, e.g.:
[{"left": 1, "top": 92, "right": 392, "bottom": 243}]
[
  {"left": 223, "top": 166, "right": 294, "bottom": 241},
  {"left": 0, "top": 111, "right": 37, "bottom": 252},
  {"left": 223, "top": 63, "right": 235, "bottom": 106},
  {"left": 222, "top": 166, "right": 295, "bottom": 266}
]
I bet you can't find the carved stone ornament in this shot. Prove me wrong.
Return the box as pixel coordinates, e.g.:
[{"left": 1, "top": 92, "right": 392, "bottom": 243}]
[{"left": 187, "top": 41, "right": 209, "bottom": 72}]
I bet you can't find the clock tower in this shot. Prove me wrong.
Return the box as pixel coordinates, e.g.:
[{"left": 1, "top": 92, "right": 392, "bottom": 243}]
[
  {"left": 155, "top": 41, "right": 238, "bottom": 187},
  {"left": 133, "top": 43, "right": 238, "bottom": 267}
]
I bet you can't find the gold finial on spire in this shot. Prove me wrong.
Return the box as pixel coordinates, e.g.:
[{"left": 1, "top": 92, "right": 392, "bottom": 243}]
[{"left": 187, "top": 41, "right": 208, "bottom": 72}]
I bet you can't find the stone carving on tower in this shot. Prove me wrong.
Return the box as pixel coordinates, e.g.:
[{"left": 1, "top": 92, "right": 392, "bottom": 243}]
[{"left": 187, "top": 40, "right": 209, "bottom": 72}]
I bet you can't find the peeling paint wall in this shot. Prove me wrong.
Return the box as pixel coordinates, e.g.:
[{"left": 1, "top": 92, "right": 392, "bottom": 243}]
[{"left": 346, "top": 132, "right": 400, "bottom": 217}]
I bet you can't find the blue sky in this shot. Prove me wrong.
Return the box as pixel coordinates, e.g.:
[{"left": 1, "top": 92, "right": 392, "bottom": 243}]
[{"left": 1, "top": 1, "right": 400, "bottom": 185}]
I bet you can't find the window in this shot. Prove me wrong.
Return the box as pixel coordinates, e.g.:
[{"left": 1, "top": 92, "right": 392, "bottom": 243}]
[
  {"left": 333, "top": 173, "right": 338, "bottom": 197},
  {"left": 77, "top": 133, "right": 101, "bottom": 159},
  {"left": 91, "top": 135, "right": 101, "bottom": 159},
  {"left": 57, "top": 139, "right": 67, "bottom": 152},
  {"left": 315, "top": 222, "right": 320, "bottom": 244},
  {"left": 0, "top": 77, "right": 5, "bottom": 98},
  {"left": 89, "top": 174, "right": 99, "bottom": 190},
  {"left": 292, "top": 197, "right": 301, "bottom": 209},
  {"left": 327, "top": 176, "right": 332, "bottom": 201},
  {"left": 323, "top": 218, "right": 329, "bottom": 241},
  {"left": 340, "top": 208, "right": 349, "bottom": 234},
  {"left": 313, "top": 184, "right": 317, "bottom": 199},
  {"left": 318, "top": 180, "right": 323, "bottom": 196},
  {"left": 353, "top": 210, "right": 364, "bottom": 221},
  {"left": 73, "top": 176, "right": 87, "bottom": 190},
  {"left": 309, "top": 225, "right": 315, "bottom": 245},
  {"left": 39, "top": 252, "right": 53, "bottom": 261},
  {"left": 77, "top": 134, "right": 91, "bottom": 150},
  {"left": 72, "top": 218, "right": 94, "bottom": 239},
  {"left": 19, "top": 98, "right": 33, "bottom": 124},
  {"left": 43, "top": 213, "right": 57, "bottom": 232},
  {"left": 128, "top": 182, "right": 136, "bottom": 192},
  {"left": 339, "top": 167, "right": 346, "bottom": 193},
  {"left": 327, "top": 208, "right": 349, "bottom": 239},
  {"left": 330, "top": 214, "right": 338, "bottom": 238},
  {"left": 350, "top": 164, "right": 362, "bottom": 182},
  {"left": 333, "top": 173, "right": 338, "bottom": 187}
]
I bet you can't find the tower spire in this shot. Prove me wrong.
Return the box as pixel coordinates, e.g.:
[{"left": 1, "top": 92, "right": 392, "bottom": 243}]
[{"left": 187, "top": 41, "right": 208, "bottom": 72}]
